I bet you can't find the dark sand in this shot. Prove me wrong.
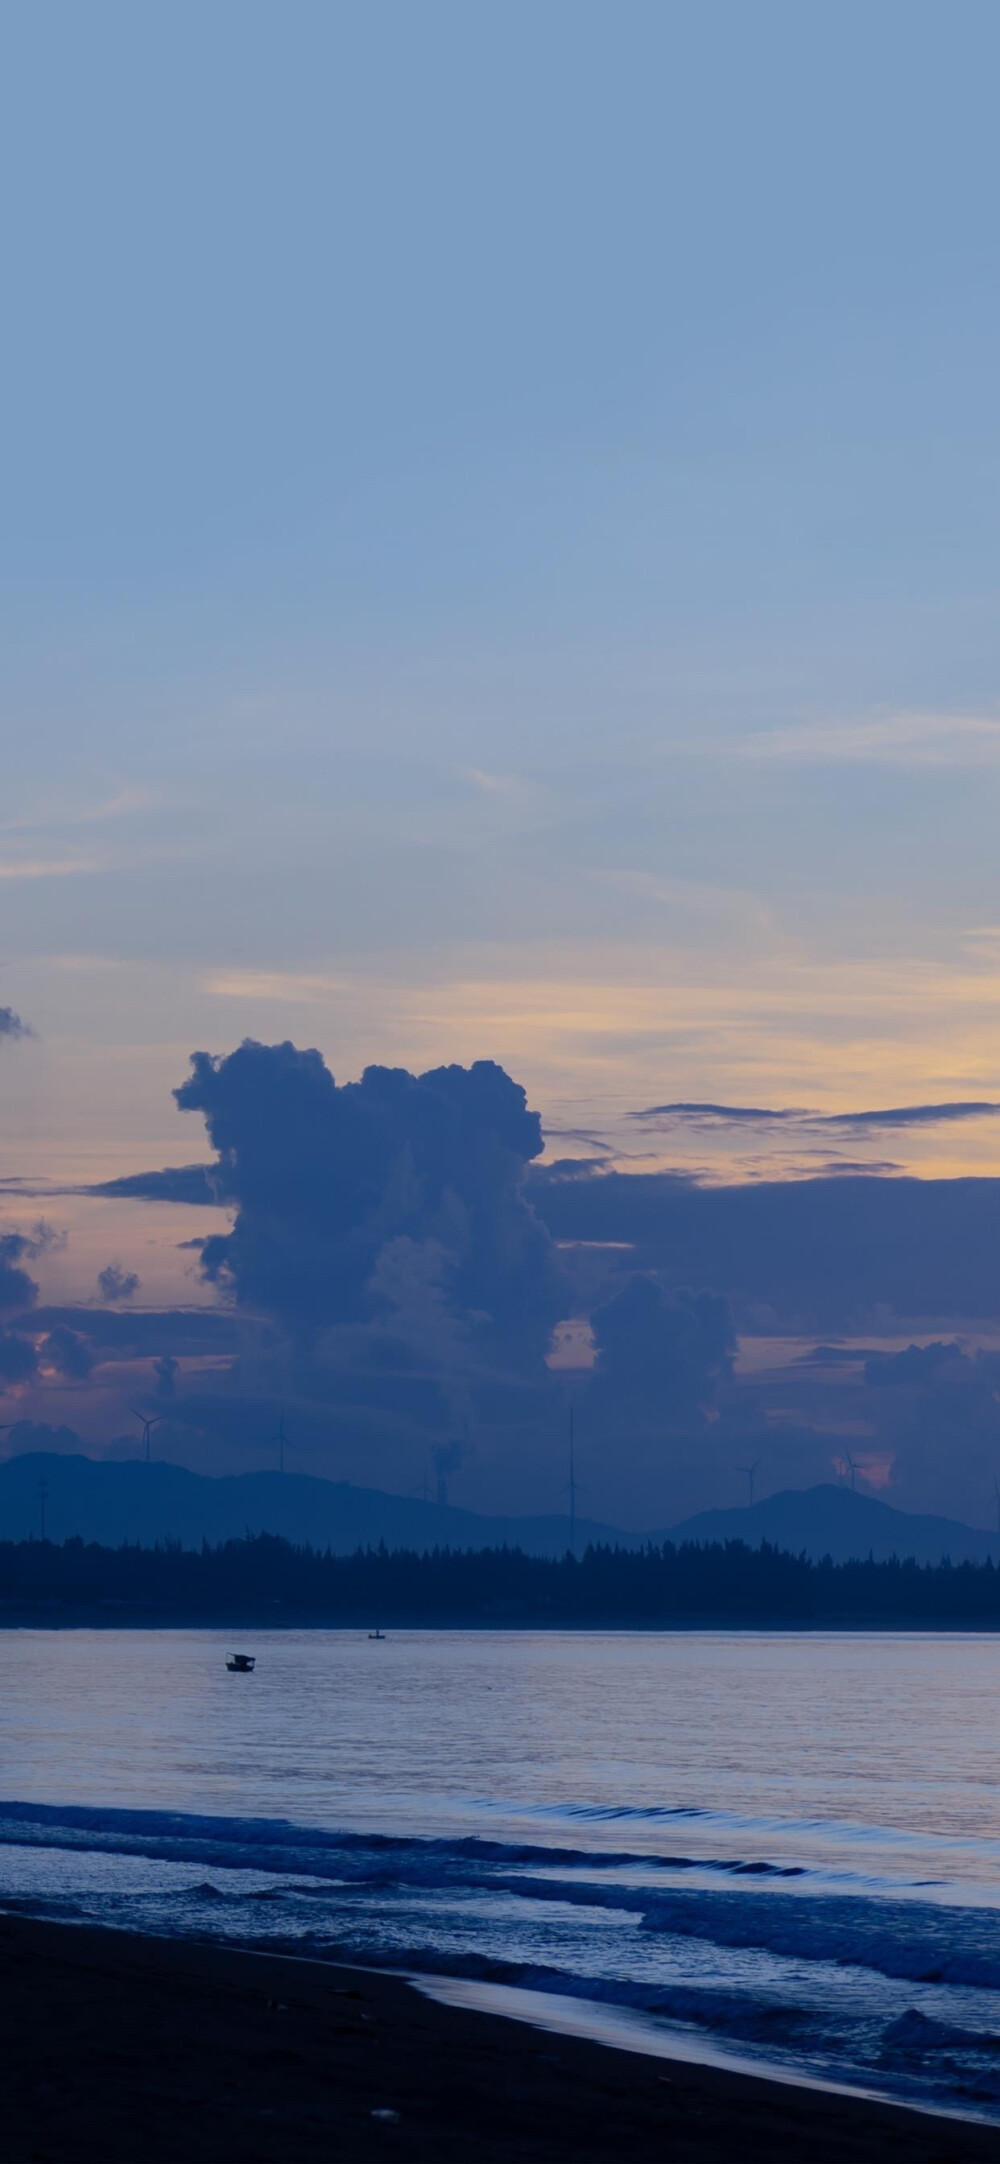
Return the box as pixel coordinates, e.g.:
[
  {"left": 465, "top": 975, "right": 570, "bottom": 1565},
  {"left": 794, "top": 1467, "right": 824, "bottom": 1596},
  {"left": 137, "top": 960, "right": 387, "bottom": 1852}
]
[{"left": 2, "top": 1915, "right": 997, "bottom": 2163}]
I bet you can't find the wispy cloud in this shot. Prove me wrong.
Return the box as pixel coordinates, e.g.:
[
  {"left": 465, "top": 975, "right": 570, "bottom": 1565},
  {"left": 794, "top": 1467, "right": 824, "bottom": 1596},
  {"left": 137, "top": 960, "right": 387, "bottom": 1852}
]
[
  {"left": 0, "top": 783, "right": 156, "bottom": 835},
  {"left": 597, "top": 869, "right": 774, "bottom": 933},
  {"left": 202, "top": 969, "right": 347, "bottom": 1003},
  {"left": 0, "top": 855, "right": 105, "bottom": 880},
  {"left": 739, "top": 713, "right": 1000, "bottom": 768},
  {"left": 823, "top": 1102, "right": 1000, "bottom": 1131},
  {"left": 44, "top": 954, "right": 126, "bottom": 973},
  {"left": 461, "top": 767, "right": 533, "bottom": 801},
  {"left": 630, "top": 1100, "right": 1000, "bottom": 1132}
]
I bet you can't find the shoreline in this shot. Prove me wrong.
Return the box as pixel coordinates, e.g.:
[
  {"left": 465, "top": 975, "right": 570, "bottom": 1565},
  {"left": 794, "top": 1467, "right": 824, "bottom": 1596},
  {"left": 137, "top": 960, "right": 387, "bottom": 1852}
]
[
  {"left": 6, "top": 1608, "right": 1000, "bottom": 1632},
  {"left": 2, "top": 1914, "right": 996, "bottom": 2161}
]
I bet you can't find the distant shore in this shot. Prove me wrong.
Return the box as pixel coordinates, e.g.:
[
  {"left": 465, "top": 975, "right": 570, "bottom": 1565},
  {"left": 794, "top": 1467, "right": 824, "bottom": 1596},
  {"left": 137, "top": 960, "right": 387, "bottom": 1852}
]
[
  {"left": 5, "top": 1605, "right": 1000, "bottom": 1631},
  {"left": 8, "top": 1525, "right": 1000, "bottom": 1627},
  {"left": 1, "top": 1914, "right": 994, "bottom": 2163}
]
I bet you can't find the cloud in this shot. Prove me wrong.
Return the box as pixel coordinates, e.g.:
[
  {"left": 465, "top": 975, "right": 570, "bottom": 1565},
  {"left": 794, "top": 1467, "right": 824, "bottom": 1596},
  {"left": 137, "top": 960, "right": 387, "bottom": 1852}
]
[
  {"left": 27, "top": 1306, "right": 254, "bottom": 1356},
  {"left": 589, "top": 1275, "right": 734, "bottom": 1425},
  {"left": 0, "top": 1332, "right": 38, "bottom": 1387},
  {"left": 87, "top": 1166, "right": 219, "bottom": 1205},
  {"left": 174, "top": 1041, "right": 570, "bottom": 1380},
  {"left": 531, "top": 1167, "right": 1000, "bottom": 1329},
  {"left": 0, "top": 855, "right": 105, "bottom": 880},
  {"left": 461, "top": 767, "right": 538, "bottom": 805},
  {"left": 544, "top": 1126, "right": 617, "bottom": 1155},
  {"left": 1, "top": 783, "right": 154, "bottom": 833},
  {"left": 632, "top": 1102, "right": 797, "bottom": 1125},
  {"left": 795, "top": 1344, "right": 870, "bottom": 1367},
  {"left": 863, "top": 1341, "right": 968, "bottom": 1389},
  {"left": 630, "top": 1100, "right": 1000, "bottom": 1132},
  {"left": 201, "top": 970, "right": 345, "bottom": 1003},
  {"left": 739, "top": 713, "right": 1000, "bottom": 768},
  {"left": 0, "top": 1233, "right": 39, "bottom": 1316},
  {"left": 97, "top": 1262, "right": 141, "bottom": 1302},
  {"left": 41, "top": 1325, "right": 95, "bottom": 1380},
  {"left": 810, "top": 1159, "right": 902, "bottom": 1176},
  {"left": 0, "top": 1007, "right": 31, "bottom": 1044},
  {"left": 822, "top": 1103, "right": 1000, "bottom": 1132},
  {"left": 154, "top": 1353, "right": 179, "bottom": 1399}
]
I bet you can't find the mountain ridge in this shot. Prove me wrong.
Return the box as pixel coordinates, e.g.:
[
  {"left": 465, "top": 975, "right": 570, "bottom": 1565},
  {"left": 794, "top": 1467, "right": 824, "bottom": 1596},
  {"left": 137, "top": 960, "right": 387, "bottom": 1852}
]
[
  {"left": 1, "top": 1453, "right": 998, "bottom": 1565},
  {"left": 0, "top": 1453, "right": 631, "bottom": 1559},
  {"left": 663, "top": 1483, "right": 1000, "bottom": 1566}
]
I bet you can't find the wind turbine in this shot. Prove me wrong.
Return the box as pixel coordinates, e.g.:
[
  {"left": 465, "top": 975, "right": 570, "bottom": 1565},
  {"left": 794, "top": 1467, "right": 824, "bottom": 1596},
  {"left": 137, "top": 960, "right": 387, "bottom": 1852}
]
[
  {"left": 265, "top": 1416, "right": 289, "bottom": 1475},
  {"left": 132, "top": 1409, "right": 161, "bottom": 1463},
  {"left": 844, "top": 1449, "right": 859, "bottom": 1494},
  {"left": 737, "top": 1460, "right": 760, "bottom": 1508}
]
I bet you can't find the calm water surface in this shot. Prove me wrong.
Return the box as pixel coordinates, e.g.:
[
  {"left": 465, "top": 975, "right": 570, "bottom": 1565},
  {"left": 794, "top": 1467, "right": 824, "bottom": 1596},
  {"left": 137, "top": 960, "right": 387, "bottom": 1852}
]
[{"left": 2, "top": 1628, "right": 1000, "bottom": 2119}]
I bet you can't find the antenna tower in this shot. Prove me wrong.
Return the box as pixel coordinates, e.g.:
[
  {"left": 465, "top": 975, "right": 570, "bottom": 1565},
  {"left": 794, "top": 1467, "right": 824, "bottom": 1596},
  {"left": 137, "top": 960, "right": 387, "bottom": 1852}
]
[
  {"left": 563, "top": 1406, "right": 579, "bottom": 1556},
  {"left": 265, "top": 1416, "right": 288, "bottom": 1474}
]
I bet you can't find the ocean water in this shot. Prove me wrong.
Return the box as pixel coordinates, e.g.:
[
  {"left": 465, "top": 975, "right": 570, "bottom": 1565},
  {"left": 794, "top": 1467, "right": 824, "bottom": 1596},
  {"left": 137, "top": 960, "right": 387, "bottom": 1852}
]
[{"left": 2, "top": 1627, "right": 1000, "bottom": 2120}]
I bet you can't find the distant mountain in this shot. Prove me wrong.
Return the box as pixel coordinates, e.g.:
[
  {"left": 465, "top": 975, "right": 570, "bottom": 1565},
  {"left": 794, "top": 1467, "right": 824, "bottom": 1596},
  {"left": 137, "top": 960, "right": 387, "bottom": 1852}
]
[
  {"left": 665, "top": 1483, "right": 1000, "bottom": 1566},
  {"left": 0, "top": 1453, "right": 633, "bottom": 1559},
  {"left": 3, "top": 1458, "right": 996, "bottom": 1568}
]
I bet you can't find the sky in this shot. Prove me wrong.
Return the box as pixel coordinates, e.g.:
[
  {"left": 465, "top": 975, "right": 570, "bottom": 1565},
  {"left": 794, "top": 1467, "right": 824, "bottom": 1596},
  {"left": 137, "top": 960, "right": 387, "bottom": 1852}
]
[{"left": 4, "top": 2, "right": 1000, "bottom": 1525}]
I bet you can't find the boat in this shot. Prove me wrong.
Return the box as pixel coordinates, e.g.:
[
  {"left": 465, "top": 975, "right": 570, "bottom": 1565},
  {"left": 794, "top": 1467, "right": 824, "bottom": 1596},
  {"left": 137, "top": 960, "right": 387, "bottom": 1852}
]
[
  {"left": 226, "top": 1652, "right": 256, "bottom": 1672},
  {"left": 368, "top": 1629, "right": 386, "bottom": 1641}
]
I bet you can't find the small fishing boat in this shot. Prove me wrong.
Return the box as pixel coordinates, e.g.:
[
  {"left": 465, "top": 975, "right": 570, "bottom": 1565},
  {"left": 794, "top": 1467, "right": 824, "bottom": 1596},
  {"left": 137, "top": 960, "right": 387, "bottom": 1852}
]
[
  {"left": 368, "top": 1629, "right": 386, "bottom": 1641},
  {"left": 226, "top": 1652, "right": 256, "bottom": 1672}
]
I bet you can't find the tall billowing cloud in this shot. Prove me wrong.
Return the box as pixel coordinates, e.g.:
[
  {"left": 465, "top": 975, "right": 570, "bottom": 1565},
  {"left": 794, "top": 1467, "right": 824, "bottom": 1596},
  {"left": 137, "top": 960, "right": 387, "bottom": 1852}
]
[
  {"left": 175, "top": 1042, "right": 569, "bottom": 1377},
  {"left": 589, "top": 1276, "right": 734, "bottom": 1424}
]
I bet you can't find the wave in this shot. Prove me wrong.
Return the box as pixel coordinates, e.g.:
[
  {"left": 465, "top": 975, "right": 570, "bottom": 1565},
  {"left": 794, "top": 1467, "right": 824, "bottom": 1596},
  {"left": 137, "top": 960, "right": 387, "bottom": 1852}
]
[
  {"left": 488, "top": 1795, "right": 1000, "bottom": 1860},
  {"left": 638, "top": 1888, "right": 1000, "bottom": 1991},
  {"left": 0, "top": 1799, "right": 806, "bottom": 1883},
  {"left": 3, "top": 1798, "right": 1000, "bottom": 1996}
]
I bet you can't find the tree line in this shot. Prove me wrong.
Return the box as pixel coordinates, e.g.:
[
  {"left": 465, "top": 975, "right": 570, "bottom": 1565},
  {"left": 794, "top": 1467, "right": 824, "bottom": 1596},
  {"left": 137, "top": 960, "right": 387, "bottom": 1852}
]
[{"left": 4, "top": 1532, "right": 1000, "bottom": 1622}]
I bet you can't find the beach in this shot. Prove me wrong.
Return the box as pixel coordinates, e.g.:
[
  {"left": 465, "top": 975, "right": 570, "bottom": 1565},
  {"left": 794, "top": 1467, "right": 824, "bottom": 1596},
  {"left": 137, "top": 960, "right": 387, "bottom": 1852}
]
[{"left": 3, "top": 1913, "right": 997, "bottom": 2163}]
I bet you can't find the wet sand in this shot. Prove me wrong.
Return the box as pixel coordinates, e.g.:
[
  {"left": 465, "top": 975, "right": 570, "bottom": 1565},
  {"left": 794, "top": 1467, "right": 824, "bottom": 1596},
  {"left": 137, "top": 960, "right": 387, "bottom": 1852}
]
[{"left": 2, "top": 1913, "right": 997, "bottom": 2162}]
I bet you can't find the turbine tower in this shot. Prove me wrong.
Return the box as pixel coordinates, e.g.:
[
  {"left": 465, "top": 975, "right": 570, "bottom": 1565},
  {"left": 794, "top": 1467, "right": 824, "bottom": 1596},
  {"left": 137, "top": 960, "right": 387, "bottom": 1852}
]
[
  {"left": 844, "top": 1448, "right": 859, "bottom": 1494},
  {"left": 738, "top": 1460, "right": 760, "bottom": 1508},
  {"left": 132, "top": 1409, "right": 162, "bottom": 1463}
]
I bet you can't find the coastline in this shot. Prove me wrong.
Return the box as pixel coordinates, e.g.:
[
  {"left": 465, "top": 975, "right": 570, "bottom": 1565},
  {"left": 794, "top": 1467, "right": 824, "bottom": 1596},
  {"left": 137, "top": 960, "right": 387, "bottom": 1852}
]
[
  {"left": 7, "top": 1607, "right": 1000, "bottom": 1631},
  {"left": 2, "top": 1914, "right": 996, "bottom": 2162}
]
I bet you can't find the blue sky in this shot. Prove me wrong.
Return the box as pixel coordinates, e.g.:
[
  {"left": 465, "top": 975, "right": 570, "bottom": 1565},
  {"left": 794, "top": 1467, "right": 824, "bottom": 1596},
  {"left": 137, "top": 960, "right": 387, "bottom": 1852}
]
[{"left": 5, "top": 0, "right": 1000, "bottom": 1300}]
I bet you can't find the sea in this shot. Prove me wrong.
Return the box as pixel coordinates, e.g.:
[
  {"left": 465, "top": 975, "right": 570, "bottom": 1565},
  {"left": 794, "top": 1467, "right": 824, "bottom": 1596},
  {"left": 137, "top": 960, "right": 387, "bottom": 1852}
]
[{"left": 2, "top": 1626, "right": 1000, "bottom": 2123}]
